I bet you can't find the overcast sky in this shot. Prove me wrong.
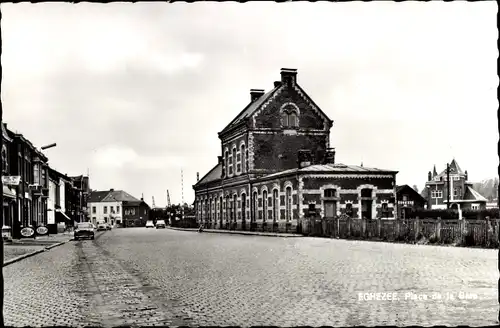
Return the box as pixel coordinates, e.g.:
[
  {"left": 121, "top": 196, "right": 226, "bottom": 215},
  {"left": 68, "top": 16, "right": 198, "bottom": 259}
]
[{"left": 1, "top": 2, "right": 497, "bottom": 206}]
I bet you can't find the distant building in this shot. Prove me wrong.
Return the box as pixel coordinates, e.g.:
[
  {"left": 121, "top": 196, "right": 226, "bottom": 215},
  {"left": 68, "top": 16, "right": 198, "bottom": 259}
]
[
  {"left": 87, "top": 189, "right": 149, "bottom": 227},
  {"left": 193, "top": 68, "right": 398, "bottom": 233},
  {"left": 424, "top": 159, "right": 487, "bottom": 211},
  {"left": 396, "top": 185, "right": 426, "bottom": 219}
]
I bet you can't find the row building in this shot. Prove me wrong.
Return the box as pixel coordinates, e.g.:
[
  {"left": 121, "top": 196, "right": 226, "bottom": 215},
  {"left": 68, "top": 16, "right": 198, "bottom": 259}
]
[
  {"left": 2, "top": 123, "right": 89, "bottom": 238},
  {"left": 193, "top": 68, "right": 399, "bottom": 232}
]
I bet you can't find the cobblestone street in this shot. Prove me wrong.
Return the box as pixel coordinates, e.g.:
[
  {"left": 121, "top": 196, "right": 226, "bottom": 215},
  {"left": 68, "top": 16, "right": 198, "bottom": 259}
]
[{"left": 3, "top": 228, "right": 498, "bottom": 327}]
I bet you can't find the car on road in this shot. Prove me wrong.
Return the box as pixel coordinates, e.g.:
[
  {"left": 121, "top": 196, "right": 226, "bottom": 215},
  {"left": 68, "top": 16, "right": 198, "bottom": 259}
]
[
  {"left": 105, "top": 223, "right": 112, "bottom": 230},
  {"left": 74, "top": 222, "right": 95, "bottom": 240},
  {"left": 155, "top": 220, "right": 166, "bottom": 229},
  {"left": 145, "top": 220, "right": 155, "bottom": 228},
  {"left": 97, "top": 223, "right": 107, "bottom": 231}
]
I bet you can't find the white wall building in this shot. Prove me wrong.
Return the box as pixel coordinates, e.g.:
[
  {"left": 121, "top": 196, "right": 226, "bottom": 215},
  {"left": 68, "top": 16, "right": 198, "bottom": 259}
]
[
  {"left": 89, "top": 201, "right": 122, "bottom": 226},
  {"left": 48, "top": 179, "right": 57, "bottom": 225}
]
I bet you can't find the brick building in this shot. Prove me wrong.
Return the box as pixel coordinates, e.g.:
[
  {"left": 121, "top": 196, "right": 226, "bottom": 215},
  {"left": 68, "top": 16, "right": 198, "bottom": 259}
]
[
  {"left": 396, "top": 185, "right": 426, "bottom": 219},
  {"left": 193, "top": 68, "right": 398, "bottom": 232},
  {"left": 424, "top": 159, "right": 487, "bottom": 211}
]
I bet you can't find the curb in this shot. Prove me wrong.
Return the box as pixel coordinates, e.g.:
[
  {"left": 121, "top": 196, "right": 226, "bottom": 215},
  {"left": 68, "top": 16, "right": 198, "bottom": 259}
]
[
  {"left": 167, "top": 227, "right": 303, "bottom": 238},
  {"left": 3, "top": 239, "right": 72, "bottom": 267}
]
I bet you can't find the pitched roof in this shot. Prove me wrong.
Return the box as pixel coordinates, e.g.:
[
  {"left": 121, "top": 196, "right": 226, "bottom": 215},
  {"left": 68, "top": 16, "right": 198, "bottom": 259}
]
[
  {"left": 262, "top": 163, "right": 398, "bottom": 180},
  {"left": 195, "top": 162, "right": 223, "bottom": 186},
  {"left": 88, "top": 191, "right": 111, "bottom": 203},
  {"left": 219, "top": 87, "right": 279, "bottom": 135},
  {"left": 396, "top": 185, "right": 426, "bottom": 203},
  {"left": 463, "top": 186, "right": 488, "bottom": 202},
  {"left": 434, "top": 159, "right": 465, "bottom": 180},
  {"left": 101, "top": 190, "right": 141, "bottom": 202}
]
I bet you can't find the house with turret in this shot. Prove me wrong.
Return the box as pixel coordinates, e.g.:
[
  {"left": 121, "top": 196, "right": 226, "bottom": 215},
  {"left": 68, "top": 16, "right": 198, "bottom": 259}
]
[{"left": 424, "top": 159, "right": 487, "bottom": 211}]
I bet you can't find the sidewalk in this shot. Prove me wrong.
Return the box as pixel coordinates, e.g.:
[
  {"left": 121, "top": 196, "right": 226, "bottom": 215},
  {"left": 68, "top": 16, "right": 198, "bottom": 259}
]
[
  {"left": 3, "top": 232, "right": 74, "bottom": 266},
  {"left": 167, "top": 226, "right": 304, "bottom": 238}
]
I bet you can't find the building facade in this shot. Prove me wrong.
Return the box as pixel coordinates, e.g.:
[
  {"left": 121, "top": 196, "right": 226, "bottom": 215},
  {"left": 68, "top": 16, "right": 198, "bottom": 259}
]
[
  {"left": 424, "top": 159, "right": 487, "bottom": 211},
  {"left": 193, "top": 68, "right": 398, "bottom": 233},
  {"left": 396, "top": 184, "right": 427, "bottom": 219},
  {"left": 2, "top": 123, "right": 17, "bottom": 232},
  {"left": 87, "top": 189, "right": 148, "bottom": 227}
]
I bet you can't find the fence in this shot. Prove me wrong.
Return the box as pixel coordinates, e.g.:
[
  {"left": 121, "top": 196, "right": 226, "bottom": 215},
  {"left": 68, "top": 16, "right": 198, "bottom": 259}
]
[{"left": 302, "top": 217, "right": 500, "bottom": 248}]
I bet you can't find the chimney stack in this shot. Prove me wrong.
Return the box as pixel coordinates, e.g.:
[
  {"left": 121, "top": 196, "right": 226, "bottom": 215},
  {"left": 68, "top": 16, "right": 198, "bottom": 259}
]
[
  {"left": 280, "top": 68, "right": 298, "bottom": 85},
  {"left": 274, "top": 81, "right": 281, "bottom": 88},
  {"left": 428, "top": 172, "right": 432, "bottom": 181},
  {"left": 197, "top": 172, "right": 200, "bottom": 182},
  {"left": 465, "top": 170, "right": 468, "bottom": 181},
  {"left": 250, "top": 89, "right": 265, "bottom": 102},
  {"left": 324, "top": 148, "right": 336, "bottom": 164},
  {"left": 297, "top": 150, "right": 312, "bottom": 169},
  {"left": 110, "top": 188, "right": 114, "bottom": 192}
]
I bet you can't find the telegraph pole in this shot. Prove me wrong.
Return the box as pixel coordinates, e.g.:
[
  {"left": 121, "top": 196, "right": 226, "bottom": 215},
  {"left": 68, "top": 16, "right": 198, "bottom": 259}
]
[
  {"left": 446, "top": 163, "right": 450, "bottom": 210},
  {"left": 0, "top": 75, "right": 5, "bottom": 327},
  {"left": 181, "top": 169, "right": 184, "bottom": 220}
]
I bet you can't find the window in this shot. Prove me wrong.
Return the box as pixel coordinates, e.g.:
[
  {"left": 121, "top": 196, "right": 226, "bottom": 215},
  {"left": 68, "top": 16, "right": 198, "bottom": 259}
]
[
  {"left": 233, "top": 194, "right": 237, "bottom": 222},
  {"left": 103, "top": 206, "right": 108, "bottom": 214},
  {"left": 34, "top": 164, "right": 40, "bottom": 185},
  {"left": 219, "top": 196, "right": 223, "bottom": 223},
  {"left": 225, "top": 196, "right": 230, "bottom": 222},
  {"left": 281, "top": 105, "right": 299, "bottom": 128},
  {"left": 324, "top": 189, "right": 337, "bottom": 198},
  {"left": 1, "top": 145, "right": 8, "bottom": 174},
  {"left": 262, "top": 190, "right": 268, "bottom": 222},
  {"left": 361, "top": 188, "right": 373, "bottom": 219},
  {"left": 345, "top": 203, "right": 353, "bottom": 217},
  {"left": 224, "top": 150, "right": 229, "bottom": 177},
  {"left": 285, "top": 187, "right": 292, "bottom": 221},
  {"left": 381, "top": 203, "right": 389, "bottom": 218},
  {"left": 431, "top": 190, "right": 443, "bottom": 198},
  {"left": 110, "top": 206, "right": 114, "bottom": 213},
  {"left": 272, "top": 189, "right": 279, "bottom": 221},
  {"left": 92, "top": 206, "right": 96, "bottom": 214},
  {"left": 241, "top": 144, "right": 246, "bottom": 173},
  {"left": 232, "top": 147, "right": 236, "bottom": 176},
  {"left": 252, "top": 191, "right": 258, "bottom": 222},
  {"left": 471, "top": 204, "right": 479, "bottom": 210},
  {"left": 454, "top": 188, "right": 460, "bottom": 198},
  {"left": 241, "top": 193, "right": 246, "bottom": 221},
  {"left": 402, "top": 195, "right": 408, "bottom": 202},
  {"left": 117, "top": 206, "right": 120, "bottom": 213}
]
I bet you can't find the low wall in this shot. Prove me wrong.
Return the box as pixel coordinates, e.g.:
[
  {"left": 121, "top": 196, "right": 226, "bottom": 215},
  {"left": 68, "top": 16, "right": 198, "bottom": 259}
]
[{"left": 302, "top": 217, "right": 500, "bottom": 248}]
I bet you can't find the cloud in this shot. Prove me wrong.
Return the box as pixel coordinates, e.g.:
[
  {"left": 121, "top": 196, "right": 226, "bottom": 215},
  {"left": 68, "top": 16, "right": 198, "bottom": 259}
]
[{"left": 1, "top": 2, "right": 497, "bottom": 205}]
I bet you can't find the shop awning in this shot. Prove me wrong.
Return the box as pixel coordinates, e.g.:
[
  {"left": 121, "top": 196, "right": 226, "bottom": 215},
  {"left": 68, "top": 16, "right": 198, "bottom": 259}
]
[
  {"left": 3, "top": 186, "right": 16, "bottom": 199},
  {"left": 55, "top": 209, "right": 72, "bottom": 222}
]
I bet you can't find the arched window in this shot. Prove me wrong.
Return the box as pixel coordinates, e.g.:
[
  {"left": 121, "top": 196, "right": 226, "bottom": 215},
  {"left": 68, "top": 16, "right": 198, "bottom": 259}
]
[
  {"left": 241, "top": 193, "right": 246, "bottom": 221},
  {"left": 262, "top": 190, "right": 268, "bottom": 222},
  {"left": 285, "top": 187, "right": 292, "bottom": 221},
  {"left": 225, "top": 195, "right": 230, "bottom": 222},
  {"left": 345, "top": 203, "right": 353, "bottom": 217},
  {"left": 232, "top": 147, "right": 237, "bottom": 176},
  {"left": 272, "top": 189, "right": 279, "bottom": 222},
  {"left": 224, "top": 150, "right": 229, "bottom": 177},
  {"left": 241, "top": 144, "right": 246, "bottom": 173},
  {"left": 281, "top": 104, "right": 299, "bottom": 128},
  {"left": 252, "top": 191, "right": 258, "bottom": 222},
  {"left": 219, "top": 196, "right": 223, "bottom": 224},
  {"left": 233, "top": 194, "right": 238, "bottom": 222}
]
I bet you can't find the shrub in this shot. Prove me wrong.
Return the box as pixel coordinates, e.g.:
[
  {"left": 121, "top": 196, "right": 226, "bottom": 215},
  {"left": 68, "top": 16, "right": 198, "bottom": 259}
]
[{"left": 408, "top": 209, "right": 459, "bottom": 220}]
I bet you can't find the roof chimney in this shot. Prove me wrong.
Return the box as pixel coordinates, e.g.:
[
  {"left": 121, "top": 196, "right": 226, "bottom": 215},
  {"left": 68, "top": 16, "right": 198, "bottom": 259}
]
[
  {"left": 197, "top": 172, "right": 200, "bottom": 181},
  {"left": 297, "top": 149, "right": 312, "bottom": 169},
  {"left": 324, "top": 148, "right": 335, "bottom": 164},
  {"left": 250, "top": 89, "right": 265, "bottom": 102},
  {"left": 280, "top": 68, "right": 298, "bottom": 85},
  {"left": 110, "top": 188, "right": 114, "bottom": 192},
  {"left": 428, "top": 171, "right": 432, "bottom": 182},
  {"left": 274, "top": 81, "right": 282, "bottom": 88}
]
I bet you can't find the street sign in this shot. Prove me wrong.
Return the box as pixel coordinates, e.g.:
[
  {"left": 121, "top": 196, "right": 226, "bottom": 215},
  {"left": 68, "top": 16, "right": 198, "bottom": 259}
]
[
  {"left": 20, "top": 227, "right": 35, "bottom": 238},
  {"left": 2, "top": 176, "right": 21, "bottom": 186},
  {"left": 36, "top": 226, "right": 48, "bottom": 235}
]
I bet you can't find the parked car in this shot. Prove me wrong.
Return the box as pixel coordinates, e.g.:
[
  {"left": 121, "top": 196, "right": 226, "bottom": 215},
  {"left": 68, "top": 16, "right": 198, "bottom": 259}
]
[
  {"left": 105, "top": 223, "right": 112, "bottom": 230},
  {"left": 74, "top": 222, "right": 95, "bottom": 240},
  {"left": 155, "top": 220, "right": 166, "bottom": 229},
  {"left": 97, "top": 223, "right": 107, "bottom": 231},
  {"left": 145, "top": 220, "right": 155, "bottom": 228}
]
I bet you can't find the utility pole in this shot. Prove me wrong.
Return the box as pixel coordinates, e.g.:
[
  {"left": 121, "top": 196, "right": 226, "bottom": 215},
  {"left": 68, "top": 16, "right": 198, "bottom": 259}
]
[
  {"left": 446, "top": 163, "right": 450, "bottom": 209},
  {"left": 181, "top": 169, "right": 184, "bottom": 220}
]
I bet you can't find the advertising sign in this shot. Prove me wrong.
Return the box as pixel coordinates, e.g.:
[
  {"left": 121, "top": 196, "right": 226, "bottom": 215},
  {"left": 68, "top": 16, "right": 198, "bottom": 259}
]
[
  {"left": 36, "top": 226, "right": 48, "bottom": 236},
  {"left": 2, "top": 176, "right": 21, "bottom": 186},
  {"left": 20, "top": 227, "right": 35, "bottom": 238}
]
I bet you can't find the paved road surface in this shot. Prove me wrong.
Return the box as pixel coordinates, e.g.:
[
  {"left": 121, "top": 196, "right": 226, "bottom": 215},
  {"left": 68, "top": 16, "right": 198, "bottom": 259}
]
[{"left": 4, "top": 228, "right": 498, "bottom": 327}]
